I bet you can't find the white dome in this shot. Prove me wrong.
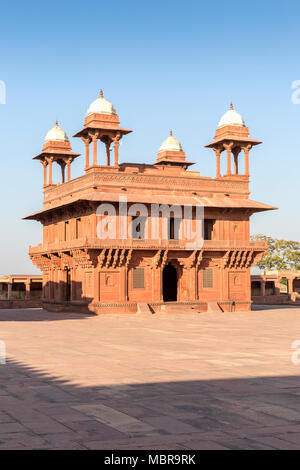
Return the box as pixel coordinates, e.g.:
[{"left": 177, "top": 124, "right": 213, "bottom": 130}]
[
  {"left": 45, "top": 121, "right": 69, "bottom": 142},
  {"left": 159, "top": 131, "right": 183, "bottom": 152},
  {"left": 86, "top": 90, "right": 116, "bottom": 116},
  {"left": 218, "top": 103, "right": 245, "bottom": 128}
]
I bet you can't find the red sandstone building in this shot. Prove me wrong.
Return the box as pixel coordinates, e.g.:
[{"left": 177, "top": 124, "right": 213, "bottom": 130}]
[{"left": 25, "top": 92, "right": 275, "bottom": 313}]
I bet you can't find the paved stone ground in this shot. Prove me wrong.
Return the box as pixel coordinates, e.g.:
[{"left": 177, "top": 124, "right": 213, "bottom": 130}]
[{"left": 1, "top": 306, "right": 300, "bottom": 449}]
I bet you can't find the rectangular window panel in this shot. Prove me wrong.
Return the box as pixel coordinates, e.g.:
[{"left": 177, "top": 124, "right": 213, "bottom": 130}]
[
  {"left": 133, "top": 268, "right": 145, "bottom": 289},
  {"left": 204, "top": 219, "right": 215, "bottom": 240},
  {"left": 76, "top": 218, "right": 81, "bottom": 239},
  {"left": 64, "top": 221, "right": 69, "bottom": 241},
  {"left": 203, "top": 268, "right": 213, "bottom": 288}
]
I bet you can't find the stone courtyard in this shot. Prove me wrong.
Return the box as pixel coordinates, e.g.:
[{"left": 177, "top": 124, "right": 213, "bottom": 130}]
[{"left": 1, "top": 307, "right": 300, "bottom": 449}]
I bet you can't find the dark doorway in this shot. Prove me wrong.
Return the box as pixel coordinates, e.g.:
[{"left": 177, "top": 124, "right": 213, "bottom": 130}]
[{"left": 163, "top": 263, "right": 177, "bottom": 301}]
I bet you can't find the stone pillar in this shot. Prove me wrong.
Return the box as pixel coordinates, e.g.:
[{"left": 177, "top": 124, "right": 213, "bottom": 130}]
[
  {"left": 288, "top": 278, "right": 294, "bottom": 294},
  {"left": 47, "top": 156, "right": 54, "bottom": 185},
  {"left": 261, "top": 280, "right": 266, "bottom": 296},
  {"left": 66, "top": 158, "right": 73, "bottom": 182},
  {"left": 190, "top": 267, "right": 197, "bottom": 300},
  {"left": 25, "top": 280, "right": 31, "bottom": 300},
  {"left": 213, "top": 147, "right": 222, "bottom": 178},
  {"left": 119, "top": 266, "right": 126, "bottom": 301},
  {"left": 92, "top": 135, "right": 98, "bottom": 166},
  {"left": 84, "top": 139, "right": 90, "bottom": 169},
  {"left": 114, "top": 139, "right": 119, "bottom": 167},
  {"left": 243, "top": 145, "right": 252, "bottom": 176},
  {"left": 7, "top": 282, "right": 12, "bottom": 300},
  {"left": 125, "top": 267, "right": 129, "bottom": 301}
]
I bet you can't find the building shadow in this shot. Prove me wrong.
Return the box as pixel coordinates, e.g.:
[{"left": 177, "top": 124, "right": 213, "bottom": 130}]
[
  {"left": 1, "top": 356, "right": 300, "bottom": 449},
  {"left": 0, "top": 308, "right": 94, "bottom": 322},
  {"left": 252, "top": 304, "right": 300, "bottom": 311}
]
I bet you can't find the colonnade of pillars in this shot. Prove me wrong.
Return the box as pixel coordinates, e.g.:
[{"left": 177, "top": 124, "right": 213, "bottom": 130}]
[
  {"left": 41, "top": 157, "right": 74, "bottom": 186},
  {"left": 252, "top": 278, "right": 296, "bottom": 296},
  {"left": 3, "top": 281, "right": 40, "bottom": 300},
  {"left": 81, "top": 132, "right": 121, "bottom": 169},
  {"left": 213, "top": 143, "right": 252, "bottom": 178}
]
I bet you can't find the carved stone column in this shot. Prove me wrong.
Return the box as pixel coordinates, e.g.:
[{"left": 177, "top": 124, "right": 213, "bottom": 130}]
[
  {"left": 242, "top": 144, "right": 252, "bottom": 176},
  {"left": 25, "top": 280, "right": 31, "bottom": 300},
  {"left": 82, "top": 137, "right": 91, "bottom": 169},
  {"left": 40, "top": 160, "right": 48, "bottom": 186},
  {"left": 288, "top": 278, "right": 294, "bottom": 294},
  {"left": 7, "top": 282, "right": 12, "bottom": 300},
  {"left": 89, "top": 132, "right": 100, "bottom": 166},
  {"left": 113, "top": 133, "right": 121, "bottom": 167},
  {"left": 66, "top": 157, "right": 73, "bottom": 182},
  {"left": 213, "top": 147, "right": 222, "bottom": 178},
  {"left": 46, "top": 156, "right": 54, "bottom": 185}
]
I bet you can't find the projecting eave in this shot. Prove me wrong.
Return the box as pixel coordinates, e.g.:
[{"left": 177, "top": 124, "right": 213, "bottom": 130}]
[
  {"left": 23, "top": 193, "right": 277, "bottom": 222},
  {"left": 73, "top": 126, "right": 132, "bottom": 138},
  {"left": 205, "top": 137, "right": 262, "bottom": 148},
  {"left": 33, "top": 150, "right": 80, "bottom": 160}
]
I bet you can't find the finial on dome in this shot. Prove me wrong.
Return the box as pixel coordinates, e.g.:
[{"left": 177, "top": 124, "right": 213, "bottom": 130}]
[
  {"left": 99, "top": 89, "right": 103, "bottom": 98},
  {"left": 230, "top": 102, "right": 234, "bottom": 110},
  {"left": 55, "top": 120, "right": 58, "bottom": 126},
  {"left": 170, "top": 129, "right": 173, "bottom": 136}
]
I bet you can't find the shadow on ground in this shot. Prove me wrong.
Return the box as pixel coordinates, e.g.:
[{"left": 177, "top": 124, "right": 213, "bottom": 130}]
[
  {"left": 0, "top": 308, "right": 94, "bottom": 322},
  {"left": 252, "top": 304, "right": 300, "bottom": 311},
  {"left": 1, "top": 356, "right": 300, "bottom": 450}
]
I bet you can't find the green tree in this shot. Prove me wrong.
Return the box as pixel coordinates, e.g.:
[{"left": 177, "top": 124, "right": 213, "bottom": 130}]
[{"left": 251, "top": 235, "right": 300, "bottom": 271}]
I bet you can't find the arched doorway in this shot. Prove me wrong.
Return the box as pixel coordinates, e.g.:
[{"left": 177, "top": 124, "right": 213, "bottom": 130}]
[{"left": 163, "top": 263, "right": 177, "bottom": 301}]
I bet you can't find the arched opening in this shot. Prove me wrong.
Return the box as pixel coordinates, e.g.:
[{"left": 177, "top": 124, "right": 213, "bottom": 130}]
[{"left": 163, "top": 263, "right": 177, "bottom": 302}]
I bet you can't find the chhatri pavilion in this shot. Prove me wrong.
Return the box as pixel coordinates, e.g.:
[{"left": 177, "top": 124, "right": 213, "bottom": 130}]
[{"left": 24, "top": 92, "right": 275, "bottom": 313}]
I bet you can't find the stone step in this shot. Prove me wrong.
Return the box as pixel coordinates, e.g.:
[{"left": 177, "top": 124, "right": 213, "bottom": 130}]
[
  {"left": 136, "top": 303, "right": 153, "bottom": 314},
  {"left": 160, "top": 303, "right": 200, "bottom": 314}
]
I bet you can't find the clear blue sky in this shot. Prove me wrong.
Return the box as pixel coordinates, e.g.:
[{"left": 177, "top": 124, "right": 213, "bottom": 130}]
[{"left": 1, "top": 0, "right": 300, "bottom": 273}]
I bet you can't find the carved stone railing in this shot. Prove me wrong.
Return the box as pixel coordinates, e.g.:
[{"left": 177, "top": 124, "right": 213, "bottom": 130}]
[{"left": 29, "top": 238, "right": 267, "bottom": 255}]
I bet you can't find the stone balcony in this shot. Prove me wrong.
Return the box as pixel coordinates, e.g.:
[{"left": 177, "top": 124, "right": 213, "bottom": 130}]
[{"left": 29, "top": 238, "right": 268, "bottom": 255}]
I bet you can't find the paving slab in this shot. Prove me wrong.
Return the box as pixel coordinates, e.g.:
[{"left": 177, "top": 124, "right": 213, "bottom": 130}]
[{"left": 0, "top": 306, "right": 300, "bottom": 449}]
